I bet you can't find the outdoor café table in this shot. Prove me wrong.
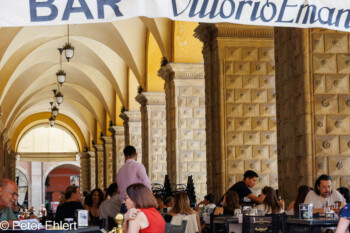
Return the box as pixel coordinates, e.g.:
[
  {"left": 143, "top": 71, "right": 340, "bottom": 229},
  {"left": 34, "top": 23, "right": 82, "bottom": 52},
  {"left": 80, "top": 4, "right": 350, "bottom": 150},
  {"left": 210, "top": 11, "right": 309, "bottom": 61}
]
[
  {"left": 286, "top": 217, "right": 339, "bottom": 233},
  {"left": 211, "top": 216, "right": 240, "bottom": 233},
  {"left": 1, "top": 226, "right": 100, "bottom": 233}
]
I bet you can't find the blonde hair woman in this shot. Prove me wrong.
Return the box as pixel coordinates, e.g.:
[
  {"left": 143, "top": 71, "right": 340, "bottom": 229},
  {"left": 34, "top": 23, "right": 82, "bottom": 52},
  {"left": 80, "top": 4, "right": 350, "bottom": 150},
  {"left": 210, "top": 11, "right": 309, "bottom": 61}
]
[{"left": 168, "top": 192, "right": 201, "bottom": 233}]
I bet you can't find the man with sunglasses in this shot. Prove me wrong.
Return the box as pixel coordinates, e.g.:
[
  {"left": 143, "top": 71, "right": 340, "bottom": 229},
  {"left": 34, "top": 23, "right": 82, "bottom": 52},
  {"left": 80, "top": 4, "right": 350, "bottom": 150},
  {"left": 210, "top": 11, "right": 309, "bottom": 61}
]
[{"left": 0, "top": 179, "right": 19, "bottom": 228}]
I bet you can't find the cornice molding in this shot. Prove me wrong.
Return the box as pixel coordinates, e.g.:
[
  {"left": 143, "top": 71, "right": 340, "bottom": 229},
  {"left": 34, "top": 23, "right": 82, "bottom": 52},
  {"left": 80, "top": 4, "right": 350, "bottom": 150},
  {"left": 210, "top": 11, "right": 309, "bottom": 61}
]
[
  {"left": 108, "top": 125, "right": 124, "bottom": 135},
  {"left": 119, "top": 111, "right": 141, "bottom": 122},
  {"left": 158, "top": 63, "right": 204, "bottom": 83},
  {"left": 135, "top": 92, "right": 166, "bottom": 107}
]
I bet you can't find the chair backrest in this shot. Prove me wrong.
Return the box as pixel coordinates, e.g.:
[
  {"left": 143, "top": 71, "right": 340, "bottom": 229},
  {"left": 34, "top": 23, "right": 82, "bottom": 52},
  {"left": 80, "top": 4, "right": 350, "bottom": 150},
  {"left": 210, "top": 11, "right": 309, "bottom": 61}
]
[
  {"left": 210, "top": 215, "right": 231, "bottom": 233},
  {"left": 242, "top": 214, "right": 280, "bottom": 233},
  {"left": 166, "top": 220, "right": 187, "bottom": 233}
]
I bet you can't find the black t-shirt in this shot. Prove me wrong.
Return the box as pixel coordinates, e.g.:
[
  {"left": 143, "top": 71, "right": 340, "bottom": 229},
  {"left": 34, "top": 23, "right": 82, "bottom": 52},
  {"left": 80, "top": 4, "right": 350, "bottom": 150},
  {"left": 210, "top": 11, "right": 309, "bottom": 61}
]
[
  {"left": 55, "top": 201, "right": 84, "bottom": 222},
  {"left": 228, "top": 181, "right": 252, "bottom": 203}
]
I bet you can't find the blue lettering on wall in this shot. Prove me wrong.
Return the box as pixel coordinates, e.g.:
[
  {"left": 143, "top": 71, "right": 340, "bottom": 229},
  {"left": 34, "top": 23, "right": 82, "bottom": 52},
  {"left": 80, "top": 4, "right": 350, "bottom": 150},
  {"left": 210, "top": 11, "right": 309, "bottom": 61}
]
[
  {"left": 62, "top": 0, "right": 94, "bottom": 21},
  {"left": 97, "top": 0, "right": 123, "bottom": 19},
  {"left": 30, "top": 0, "right": 58, "bottom": 22}
]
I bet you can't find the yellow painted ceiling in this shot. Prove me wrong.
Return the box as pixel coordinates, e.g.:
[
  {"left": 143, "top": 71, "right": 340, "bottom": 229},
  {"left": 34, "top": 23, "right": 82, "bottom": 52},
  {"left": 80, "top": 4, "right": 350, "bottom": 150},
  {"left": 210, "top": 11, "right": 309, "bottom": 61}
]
[{"left": 0, "top": 18, "right": 203, "bottom": 151}]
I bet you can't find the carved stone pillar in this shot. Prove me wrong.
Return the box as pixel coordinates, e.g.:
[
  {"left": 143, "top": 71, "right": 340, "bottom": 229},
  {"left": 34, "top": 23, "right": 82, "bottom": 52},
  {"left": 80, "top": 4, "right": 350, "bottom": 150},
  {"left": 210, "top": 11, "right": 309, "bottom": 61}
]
[
  {"left": 79, "top": 152, "right": 90, "bottom": 192},
  {"left": 109, "top": 126, "right": 125, "bottom": 176},
  {"left": 119, "top": 111, "right": 142, "bottom": 163},
  {"left": 136, "top": 92, "right": 167, "bottom": 184},
  {"left": 195, "top": 24, "right": 277, "bottom": 199},
  {"left": 93, "top": 144, "right": 104, "bottom": 189},
  {"left": 101, "top": 136, "right": 113, "bottom": 187},
  {"left": 158, "top": 63, "right": 207, "bottom": 200},
  {"left": 88, "top": 151, "right": 96, "bottom": 189},
  {"left": 6, "top": 152, "right": 17, "bottom": 181},
  {"left": 274, "top": 28, "right": 350, "bottom": 200}
]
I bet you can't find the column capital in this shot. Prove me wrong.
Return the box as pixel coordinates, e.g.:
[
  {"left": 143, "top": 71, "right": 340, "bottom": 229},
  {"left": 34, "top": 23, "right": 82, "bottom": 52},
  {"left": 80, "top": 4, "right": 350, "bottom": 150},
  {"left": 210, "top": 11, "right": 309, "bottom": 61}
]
[
  {"left": 100, "top": 136, "right": 113, "bottom": 145},
  {"left": 135, "top": 92, "right": 166, "bottom": 107},
  {"left": 119, "top": 111, "right": 141, "bottom": 122},
  {"left": 78, "top": 152, "right": 90, "bottom": 159},
  {"left": 87, "top": 151, "right": 95, "bottom": 158},
  {"left": 195, "top": 23, "right": 274, "bottom": 43},
  {"left": 158, "top": 63, "right": 204, "bottom": 83},
  {"left": 108, "top": 125, "right": 124, "bottom": 135},
  {"left": 93, "top": 144, "right": 104, "bottom": 151}
]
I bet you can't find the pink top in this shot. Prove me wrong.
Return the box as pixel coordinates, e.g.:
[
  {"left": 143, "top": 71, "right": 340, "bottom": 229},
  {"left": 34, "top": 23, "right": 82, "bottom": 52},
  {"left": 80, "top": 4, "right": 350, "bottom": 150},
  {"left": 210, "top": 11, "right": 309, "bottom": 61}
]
[
  {"left": 139, "top": 208, "right": 166, "bottom": 233},
  {"left": 116, "top": 159, "right": 151, "bottom": 202}
]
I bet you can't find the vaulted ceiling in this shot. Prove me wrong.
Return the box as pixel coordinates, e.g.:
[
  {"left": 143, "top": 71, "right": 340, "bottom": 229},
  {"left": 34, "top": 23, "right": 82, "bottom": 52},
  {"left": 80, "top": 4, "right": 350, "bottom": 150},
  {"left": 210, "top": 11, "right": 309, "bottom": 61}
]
[{"left": 0, "top": 17, "right": 180, "bottom": 151}]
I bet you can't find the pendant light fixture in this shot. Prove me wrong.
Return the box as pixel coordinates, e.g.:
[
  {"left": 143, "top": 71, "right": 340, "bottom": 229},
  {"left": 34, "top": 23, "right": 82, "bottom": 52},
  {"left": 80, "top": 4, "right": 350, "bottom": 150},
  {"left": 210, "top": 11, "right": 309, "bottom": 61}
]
[
  {"left": 50, "top": 102, "right": 59, "bottom": 118},
  {"left": 49, "top": 116, "right": 55, "bottom": 127},
  {"left": 56, "top": 48, "right": 66, "bottom": 86},
  {"left": 53, "top": 88, "right": 64, "bottom": 106},
  {"left": 63, "top": 24, "right": 74, "bottom": 62}
]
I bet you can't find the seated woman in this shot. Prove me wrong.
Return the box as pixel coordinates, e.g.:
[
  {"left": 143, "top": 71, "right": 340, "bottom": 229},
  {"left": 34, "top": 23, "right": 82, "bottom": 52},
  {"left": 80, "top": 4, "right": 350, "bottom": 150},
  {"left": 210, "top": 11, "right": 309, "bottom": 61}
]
[
  {"left": 123, "top": 183, "right": 165, "bottom": 233},
  {"left": 84, "top": 188, "right": 104, "bottom": 226},
  {"left": 168, "top": 192, "right": 201, "bottom": 233},
  {"left": 213, "top": 191, "right": 240, "bottom": 216},
  {"left": 285, "top": 185, "right": 311, "bottom": 216},
  {"left": 55, "top": 186, "right": 83, "bottom": 222},
  {"left": 256, "top": 186, "right": 284, "bottom": 215}
]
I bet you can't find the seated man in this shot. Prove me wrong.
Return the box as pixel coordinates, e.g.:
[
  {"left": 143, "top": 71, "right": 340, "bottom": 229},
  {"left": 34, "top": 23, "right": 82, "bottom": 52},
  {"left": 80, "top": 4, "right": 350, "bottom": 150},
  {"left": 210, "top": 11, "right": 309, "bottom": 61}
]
[
  {"left": 55, "top": 185, "right": 83, "bottom": 222},
  {"left": 223, "top": 170, "right": 265, "bottom": 204},
  {"left": 196, "top": 194, "right": 215, "bottom": 211},
  {"left": 99, "top": 183, "right": 121, "bottom": 230},
  {"left": 304, "top": 174, "right": 346, "bottom": 213},
  {"left": 0, "top": 179, "right": 19, "bottom": 228}
]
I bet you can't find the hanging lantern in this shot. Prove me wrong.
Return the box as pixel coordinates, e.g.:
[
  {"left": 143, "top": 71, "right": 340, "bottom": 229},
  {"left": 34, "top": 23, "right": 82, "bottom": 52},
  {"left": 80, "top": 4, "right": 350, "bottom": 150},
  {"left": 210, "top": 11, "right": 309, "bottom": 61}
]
[
  {"left": 56, "top": 70, "right": 66, "bottom": 86},
  {"left": 63, "top": 43, "right": 74, "bottom": 62},
  {"left": 55, "top": 91, "right": 64, "bottom": 106},
  {"left": 52, "top": 106, "right": 59, "bottom": 117},
  {"left": 49, "top": 116, "right": 55, "bottom": 127}
]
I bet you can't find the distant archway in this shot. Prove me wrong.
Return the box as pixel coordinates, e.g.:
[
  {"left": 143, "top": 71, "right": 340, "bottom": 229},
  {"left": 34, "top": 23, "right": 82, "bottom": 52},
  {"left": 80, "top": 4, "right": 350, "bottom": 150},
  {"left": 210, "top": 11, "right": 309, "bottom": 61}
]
[{"left": 44, "top": 164, "right": 80, "bottom": 213}]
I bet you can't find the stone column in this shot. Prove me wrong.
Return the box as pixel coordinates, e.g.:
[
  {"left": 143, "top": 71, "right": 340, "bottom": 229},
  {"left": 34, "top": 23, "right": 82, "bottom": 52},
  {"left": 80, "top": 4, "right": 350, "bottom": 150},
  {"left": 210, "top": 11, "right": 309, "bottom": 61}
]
[
  {"left": 101, "top": 136, "right": 113, "bottom": 187},
  {"left": 108, "top": 126, "right": 125, "bottom": 177},
  {"left": 79, "top": 152, "right": 90, "bottom": 192},
  {"left": 158, "top": 63, "right": 207, "bottom": 200},
  {"left": 31, "top": 162, "right": 43, "bottom": 212},
  {"left": 6, "top": 152, "right": 17, "bottom": 181},
  {"left": 195, "top": 24, "right": 277, "bottom": 198},
  {"left": 274, "top": 28, "right": 350, "bottom": 200},
  {"left": 88, "top": 151, "right": 96, "bottom": 190},
  {"left": 136, "top": 92, "right": 167, "bottom": 184},
  {"left": 93, "top": 144, "right": 104, "bottom": 189},
  {"left": 119, "top": 111, "right": 142, "bottom": 163}
]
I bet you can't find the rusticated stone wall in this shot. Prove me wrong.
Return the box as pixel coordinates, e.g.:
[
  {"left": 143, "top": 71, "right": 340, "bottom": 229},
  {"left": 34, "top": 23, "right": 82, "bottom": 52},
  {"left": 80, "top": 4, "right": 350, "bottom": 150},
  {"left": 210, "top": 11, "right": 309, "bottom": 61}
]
[
  {"left": 159, "top": 63, "right": 207, "bottom": 201},
  {"left": 93, "top": 144, "right": 104, "bottom": 189},
  {"left": 79, "top": 152, "right": 90, "bottom": 192},
  {"left": 275, "top": 28, "right": 350, "bottom": 201},
  {"left": 101, "top": 136, "right": 113, "bottom": 187},
  {"left": 88, "top": 151, "right": 96, "bottom": 189},
  {"left": 195, "top": 24, "right": 278, "bottom": 198},
  {"left": 136, "top": 92, "right": 167, "bottom": 184},
  {"left": 109, "top": 126, "right": 125, "bottom": 176},
  {"left": 120, "top": 111, "right": 142, "bottom": 164}
]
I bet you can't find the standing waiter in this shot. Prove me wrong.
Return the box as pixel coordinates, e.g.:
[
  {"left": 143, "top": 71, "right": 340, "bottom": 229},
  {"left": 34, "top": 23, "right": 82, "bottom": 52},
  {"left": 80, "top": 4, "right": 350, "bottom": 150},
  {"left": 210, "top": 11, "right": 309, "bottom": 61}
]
[{"left": 223, "top": 170, "right": 265, "bottom": 204}]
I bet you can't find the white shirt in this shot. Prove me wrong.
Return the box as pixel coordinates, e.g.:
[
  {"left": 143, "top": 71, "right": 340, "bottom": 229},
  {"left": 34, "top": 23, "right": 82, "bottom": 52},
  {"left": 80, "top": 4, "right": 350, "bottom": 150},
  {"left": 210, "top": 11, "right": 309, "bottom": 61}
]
[{"left": 304, "top": 190, "right": 345, "bottom": 209}]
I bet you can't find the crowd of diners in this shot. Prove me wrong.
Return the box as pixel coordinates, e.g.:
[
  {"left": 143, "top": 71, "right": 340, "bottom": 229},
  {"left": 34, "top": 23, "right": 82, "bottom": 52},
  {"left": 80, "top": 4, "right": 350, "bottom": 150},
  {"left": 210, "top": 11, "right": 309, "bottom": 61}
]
[{"left": 1, "top": 146, "right": 350, "bottom": 232}]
